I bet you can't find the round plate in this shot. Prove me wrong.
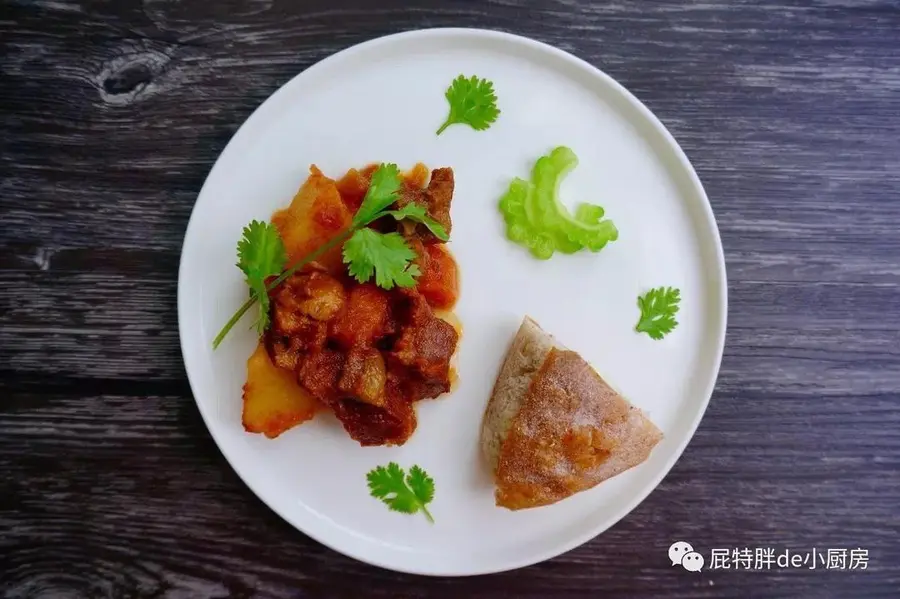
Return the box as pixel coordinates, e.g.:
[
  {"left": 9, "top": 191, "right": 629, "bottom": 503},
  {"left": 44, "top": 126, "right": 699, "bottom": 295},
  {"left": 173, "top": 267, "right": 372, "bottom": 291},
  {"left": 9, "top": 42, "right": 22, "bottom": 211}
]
[{"left": 178, "top": 28, "right": 727, "bottom": 576}]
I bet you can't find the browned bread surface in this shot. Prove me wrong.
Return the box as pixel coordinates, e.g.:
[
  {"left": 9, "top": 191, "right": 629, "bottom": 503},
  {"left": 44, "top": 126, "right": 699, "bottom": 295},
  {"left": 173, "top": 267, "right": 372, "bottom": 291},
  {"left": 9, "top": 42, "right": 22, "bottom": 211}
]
[{"left": 481, "top": 317, "right": 663, "bottom": 510}]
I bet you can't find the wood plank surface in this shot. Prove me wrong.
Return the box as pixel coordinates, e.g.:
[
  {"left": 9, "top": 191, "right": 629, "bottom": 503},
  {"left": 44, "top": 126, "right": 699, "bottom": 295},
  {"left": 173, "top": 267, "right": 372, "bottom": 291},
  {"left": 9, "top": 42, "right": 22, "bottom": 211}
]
[{"left": 2, "top": 0, "right": 899, "bottom": 597}]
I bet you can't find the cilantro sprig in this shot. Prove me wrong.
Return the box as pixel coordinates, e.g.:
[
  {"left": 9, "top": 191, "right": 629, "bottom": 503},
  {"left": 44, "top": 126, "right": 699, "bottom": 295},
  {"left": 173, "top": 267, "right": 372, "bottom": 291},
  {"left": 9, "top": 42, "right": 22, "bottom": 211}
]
[
  {"left": 343, "top": 230, "right": 420, "bottom": 290},
  {"left": 383, "top": 203, "right": 449, "bottom": 241},
  {"left": 353, "top": 163, "right": 404, "bottom": 226},
  {"left": 635, "top": 286, "right": 681, "bottom": 340},
  {"left": 212, "top": 164, "right": 447, "bottom": 349},
  {"left": 366, "top": 462, "right": 435, "bottom": 523},
  {"left": 436, "top": 74, "right": 500, "bottom": 135},
  {"left": 236, "top": 220, "right": 286, "bottom": 334}
]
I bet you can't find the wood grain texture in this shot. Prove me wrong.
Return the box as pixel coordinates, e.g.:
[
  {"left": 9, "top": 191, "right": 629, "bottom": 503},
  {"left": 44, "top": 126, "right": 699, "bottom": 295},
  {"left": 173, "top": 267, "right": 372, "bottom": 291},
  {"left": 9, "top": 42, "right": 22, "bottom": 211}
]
[{"left": 2, "top": 0, "right": 899, "bottom": 597}]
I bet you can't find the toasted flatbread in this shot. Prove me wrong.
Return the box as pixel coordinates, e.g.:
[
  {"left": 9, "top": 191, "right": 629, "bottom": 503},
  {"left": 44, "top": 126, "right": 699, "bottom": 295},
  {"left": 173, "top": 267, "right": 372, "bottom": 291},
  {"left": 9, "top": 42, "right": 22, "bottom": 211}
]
[{"left": 481, "top": 317, "right": 663, "bottom": 510}]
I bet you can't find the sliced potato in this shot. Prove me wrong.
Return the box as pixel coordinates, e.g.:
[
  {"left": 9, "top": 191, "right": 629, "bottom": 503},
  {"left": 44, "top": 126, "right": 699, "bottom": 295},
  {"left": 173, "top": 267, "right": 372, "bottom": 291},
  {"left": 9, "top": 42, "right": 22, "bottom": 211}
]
[
  {"left": 335, "top": 167, "right": 370, "bottom": 213},
  {"left": 242, "top": 341, "right": 320, "bottom": 438},
  {"left": 272, "top": 165, "right": 352, "bottom": 274}
]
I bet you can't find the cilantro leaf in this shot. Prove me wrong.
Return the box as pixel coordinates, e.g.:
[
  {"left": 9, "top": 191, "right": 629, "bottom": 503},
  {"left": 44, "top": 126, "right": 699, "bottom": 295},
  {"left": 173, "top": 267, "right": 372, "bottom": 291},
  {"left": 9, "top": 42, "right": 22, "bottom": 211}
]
[
  {"left": 406, "top": 465, "right": 435, "bottom": 505},
  {"left": 236, "top": 220, "right": 286, "bottom": 333},
  {"left": 237, "top": 220, "right": 287, "bottom": 281},
  {"left": 635, "top": 286, "right": 681, "bottom": 340},
  {"left": 383, "top": 203, "right": 449, "bottom": 241},
  {"left": 436, "top": 74, "right": 500, "bottom": 135},
  {"left": 342, "top": 229, "right": 420, "bottom": 290},
  {"left": 354, "top": 163, "right": 402, "bottom": 226},
  {"left": 366, "top": 462, "right": 435, "bottom": 523}
]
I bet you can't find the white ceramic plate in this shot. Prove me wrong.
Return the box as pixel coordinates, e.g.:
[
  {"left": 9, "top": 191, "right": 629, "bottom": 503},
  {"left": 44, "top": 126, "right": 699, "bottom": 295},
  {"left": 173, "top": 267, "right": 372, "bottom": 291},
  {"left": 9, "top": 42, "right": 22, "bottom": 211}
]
[{"left": 178, "top": 28, "right": 726, "bottom": 576}]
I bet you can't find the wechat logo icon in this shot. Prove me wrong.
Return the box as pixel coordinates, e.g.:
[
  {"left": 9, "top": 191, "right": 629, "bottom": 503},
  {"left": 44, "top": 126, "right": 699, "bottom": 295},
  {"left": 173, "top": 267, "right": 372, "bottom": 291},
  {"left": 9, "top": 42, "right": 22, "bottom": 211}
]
[{"left": 669, "top": 541, "right": 704, "bottom": 572}]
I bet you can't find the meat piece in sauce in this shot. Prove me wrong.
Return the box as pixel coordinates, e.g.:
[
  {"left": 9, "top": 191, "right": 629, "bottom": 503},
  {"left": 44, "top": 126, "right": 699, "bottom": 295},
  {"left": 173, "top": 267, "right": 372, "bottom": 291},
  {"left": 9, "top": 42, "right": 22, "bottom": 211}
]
[
  {"left": 271, "top": 270, "right": 343, "bottom": 328},
  {"left": 292, "top": 270, "right": 346, "bottom": 321},
  {"left": 265, "top": 270, "right": 342, "bottom": 370},
  {"left": 388, "top": 289, "right": 458, "bottom": 399},
  {"left": 266, "top": 320, "right": 326, "bottom": 372},
  {"left": 331, "top": 375, "right": 417, "bottom": 446},
  {"left": 297, "top": 348, "right": 344, "bottom": 404},
  {"left": 424, "top": 167, "right": 454, "bottom": 236},
  {"left": 395, "top": 168, "right": 454, "bottom": 243},
  {"left": 329, "top": 284, "right": 394, "bottom": 349},
  {"left": 338, "top": 346, "right": 387, "bottom": 407},
  {"left": 391, "top": 316, "right": 457, "bottom": 394}
]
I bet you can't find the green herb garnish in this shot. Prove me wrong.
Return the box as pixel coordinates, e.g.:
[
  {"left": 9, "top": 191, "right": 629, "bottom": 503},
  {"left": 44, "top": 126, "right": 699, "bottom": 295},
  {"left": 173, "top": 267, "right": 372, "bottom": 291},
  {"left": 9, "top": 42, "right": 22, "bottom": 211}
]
[
  {"left": 635, "top": 287, "right": 681, "bottom": 340},
  {"left": 212, "top": 164, "right": 446, "bottom": 349},
  {"left": 366, "top": 462, "right": 435, "bottom": 523},
  {"left": 353, "top": 163, "right": 404, "bottom": 225},
  {"left": 236, "top": 220, "right": 287, "bottom": 334},
  {"left": 383, "top": 203, "right": 449, "bottom": 241},
  {"left": 436, "top": 74, "right": 500, "bottom": 135},
  {"left": 343, "top": 230, "right": 421, "bottom": 290}
]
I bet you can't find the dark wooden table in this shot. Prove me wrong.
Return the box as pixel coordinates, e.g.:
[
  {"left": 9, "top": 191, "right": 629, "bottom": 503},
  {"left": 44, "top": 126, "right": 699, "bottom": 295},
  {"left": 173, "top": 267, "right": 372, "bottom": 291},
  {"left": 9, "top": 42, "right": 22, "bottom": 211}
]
[{"left": 3, "top": 1, "right": 899, "bottom": 597}]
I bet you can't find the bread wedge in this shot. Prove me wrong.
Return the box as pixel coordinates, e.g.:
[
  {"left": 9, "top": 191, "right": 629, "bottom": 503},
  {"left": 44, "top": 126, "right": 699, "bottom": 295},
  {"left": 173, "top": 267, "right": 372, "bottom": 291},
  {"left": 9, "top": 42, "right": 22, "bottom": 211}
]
[{"left": 481, "top": 316, "right": 663, "bottom": 510}]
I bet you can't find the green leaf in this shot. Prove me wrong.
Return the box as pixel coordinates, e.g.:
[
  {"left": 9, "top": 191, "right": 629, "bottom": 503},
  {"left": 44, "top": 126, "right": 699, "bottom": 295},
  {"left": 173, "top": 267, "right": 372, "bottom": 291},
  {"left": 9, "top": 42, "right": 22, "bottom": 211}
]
[
  {"left": 354, "top": 163, "right": 402, "bottom": 225},
  {"left": 383, "top": 203, "right": 449, "bottom": 241},
  {"left": 436, "top": 74, "right": 500, "bottom": 135},
  {"left": 342, "top": 229, "right": 420, "bottom": 290},
  {"left": 237, "top": 220, "right": 287, "bottom": 280},
  {"left": 635, "top": 287, "right": 681, "bottom": 340},
  {"left": 406, "top": 465, "right": 435, "bottom": 505},
  {"left": 366, "top": 462, "right": 435, "bottom": 523},
  {"left": 235, "top": 220, "right": 286, "bottom": 334}
]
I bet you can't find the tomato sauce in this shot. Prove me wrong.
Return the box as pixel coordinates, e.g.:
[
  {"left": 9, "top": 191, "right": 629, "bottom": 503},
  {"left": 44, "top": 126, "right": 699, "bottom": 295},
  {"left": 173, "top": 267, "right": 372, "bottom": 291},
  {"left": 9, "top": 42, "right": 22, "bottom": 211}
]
[{"left": 260, "top": 163, "right": 460, "bottom": 446}]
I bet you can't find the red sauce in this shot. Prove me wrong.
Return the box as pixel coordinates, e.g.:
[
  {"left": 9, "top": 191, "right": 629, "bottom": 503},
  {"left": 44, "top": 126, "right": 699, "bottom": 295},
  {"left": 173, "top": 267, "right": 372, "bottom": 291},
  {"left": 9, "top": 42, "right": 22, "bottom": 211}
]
[
  {"left": 418, "top": 244, "right": 459, "bottom": 310},
  {"left": 335, "top": 163, "right": 460, "bottom": 309},
  {"left": 264, "top": 163, "right": 461, "bottom": 447}
]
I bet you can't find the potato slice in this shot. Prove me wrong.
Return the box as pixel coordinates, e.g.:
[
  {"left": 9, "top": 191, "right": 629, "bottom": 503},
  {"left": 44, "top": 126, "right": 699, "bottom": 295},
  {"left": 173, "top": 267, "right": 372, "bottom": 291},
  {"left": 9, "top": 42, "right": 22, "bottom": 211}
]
[
  {"left": 242, "top": 341, "right": 320, "bottom": 438},
  {"left": 272, "top": 165, "right": 352, "bottom": 274}
]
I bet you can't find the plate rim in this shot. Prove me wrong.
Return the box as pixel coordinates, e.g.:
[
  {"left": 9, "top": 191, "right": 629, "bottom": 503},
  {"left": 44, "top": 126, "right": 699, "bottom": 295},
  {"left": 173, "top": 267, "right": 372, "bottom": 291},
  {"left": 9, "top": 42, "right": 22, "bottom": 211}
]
[{"left": 177, "top": 26, "right": 728, "bottom": 576}]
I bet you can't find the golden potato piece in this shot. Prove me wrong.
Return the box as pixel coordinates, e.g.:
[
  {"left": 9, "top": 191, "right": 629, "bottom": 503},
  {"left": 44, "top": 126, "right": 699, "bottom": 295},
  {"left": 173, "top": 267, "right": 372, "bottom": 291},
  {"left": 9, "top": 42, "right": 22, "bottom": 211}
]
[
  {"left": 242, "top": 341, "right": 320, "bottom": 438},
  {"left": 272, "top": 165, "right": 352, "bottom": 275}
]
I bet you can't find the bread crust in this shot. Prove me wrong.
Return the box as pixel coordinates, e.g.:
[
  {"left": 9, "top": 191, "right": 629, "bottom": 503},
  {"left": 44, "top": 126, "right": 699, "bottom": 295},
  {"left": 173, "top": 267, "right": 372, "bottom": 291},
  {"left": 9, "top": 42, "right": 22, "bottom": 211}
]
[
  {"left": 480, "top": 317, "right": 556, "bottom": 472},
  {"left": 482, "top": 317, "right": 663, "bottom": 510}
]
